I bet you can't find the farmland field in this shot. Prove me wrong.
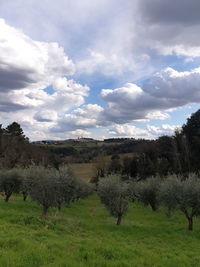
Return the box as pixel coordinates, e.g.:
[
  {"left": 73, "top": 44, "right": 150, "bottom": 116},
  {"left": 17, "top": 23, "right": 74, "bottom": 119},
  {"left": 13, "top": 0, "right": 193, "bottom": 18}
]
[
  {"left": 0, "top": 194, "right": 200, "bottom": 266},
  {"left": 70, "top": 163, "right": 95, "bottom": 182}
]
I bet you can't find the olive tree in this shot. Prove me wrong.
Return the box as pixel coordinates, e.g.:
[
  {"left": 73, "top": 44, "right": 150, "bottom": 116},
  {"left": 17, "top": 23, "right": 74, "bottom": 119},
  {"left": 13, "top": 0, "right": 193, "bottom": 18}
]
[
  {"left": 159, "top": 174, "right": 200, "bottom": 231},
  {"left": 28, "top": 165, "right": 93, "bottom": 216},
  {"left": 134, "top": 177, "right": 161, "bottom": 211},
  {"left": 55, "top": 166, "right": 78, "bottom": 210},
  {"left": 19, "top": 168, "right": 34, "bottom": 201},
  {"left": 28, "top": 166, "right": 59, "bottom": 217},
  {"left": 0, "top": 169, "right": 22, "bottom": 202},
  {"left": 97, "top": 175, "right": 129, "bottom": 225}
]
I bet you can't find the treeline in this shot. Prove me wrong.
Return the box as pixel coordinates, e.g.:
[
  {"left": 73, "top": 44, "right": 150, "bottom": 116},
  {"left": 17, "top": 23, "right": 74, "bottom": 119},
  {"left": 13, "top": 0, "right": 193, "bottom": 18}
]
[
  {"left": 0, "top": 122, "right": 58, "bottom": 168},
  {"left": 93, "top": 109, "right": 200, "bottom": 181},
  {"left": 0, "top": 165, "right": 92, "bottom": 216}
]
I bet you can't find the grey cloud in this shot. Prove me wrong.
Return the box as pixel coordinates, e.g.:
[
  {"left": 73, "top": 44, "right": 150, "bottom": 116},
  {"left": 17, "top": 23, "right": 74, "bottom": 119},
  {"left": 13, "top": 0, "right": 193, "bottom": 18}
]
[
  {"left": 0, "top": 101, "right": 28, "bottom": 112},
  {"left": 0, "top": 66, "right": 36, "bottom": 91},
  {"left": 139, "top": 0, "right": 200, "bottom": 26}
]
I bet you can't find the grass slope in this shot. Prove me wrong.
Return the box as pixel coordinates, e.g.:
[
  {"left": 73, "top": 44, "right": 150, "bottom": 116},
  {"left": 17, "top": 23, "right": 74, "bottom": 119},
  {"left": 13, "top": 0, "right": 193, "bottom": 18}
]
[{"left": 0, "top": 194, "right": 200, "bottom": 266}]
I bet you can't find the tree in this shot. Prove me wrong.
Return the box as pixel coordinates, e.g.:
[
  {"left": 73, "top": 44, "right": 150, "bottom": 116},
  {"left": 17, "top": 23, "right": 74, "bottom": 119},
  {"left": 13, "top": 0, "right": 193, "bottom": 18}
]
[
  {"left": 28, "top": 166, "right": 59, "bottom": 217},
  {"left": 122, "top": 157, "right": 138, "bottom": 178},
  {"left": 159, "top": 174, "right": 200, "bottom": 231},
  {"left": 134, "top": 177, "right": 161, "bottom": 211},
  {"left": 97, "top": 175, "right": 129, "bottom": 225},
  {"left": 20, "top": 168, "right": 34, "bottom": 201},
  {"left": 55, "top": 166, "right": 78, "bottom": 210},
  {"left": 6, "top": 122, "right": 27, "bottom": 141},
  {"left": 0, "top": 169, "right": 22, "bottom": 202},
  {"left": 28, "top": 165, "right": 92, "bottom": 216},
  {"left": 137, "top": 154, "right": 156, "bottom": 179},
  {"left": 108, "top": 154, "right": 122, "bottom": 174},
  {"left": 182, "top": 109, "right": 200, "bottom": 172}
]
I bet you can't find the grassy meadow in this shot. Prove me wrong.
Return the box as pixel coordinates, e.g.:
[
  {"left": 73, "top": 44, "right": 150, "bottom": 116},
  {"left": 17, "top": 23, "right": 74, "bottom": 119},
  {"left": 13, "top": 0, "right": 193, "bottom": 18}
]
[{"left": 0, "top": 194, "right": 200, "bottom": 266}]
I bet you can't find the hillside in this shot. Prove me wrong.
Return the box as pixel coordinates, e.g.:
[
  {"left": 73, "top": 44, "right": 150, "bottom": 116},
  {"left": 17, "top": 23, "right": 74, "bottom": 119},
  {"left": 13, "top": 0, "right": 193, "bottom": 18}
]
[{"left": 0, "top": 194, "right": 200, "bottom": 266}]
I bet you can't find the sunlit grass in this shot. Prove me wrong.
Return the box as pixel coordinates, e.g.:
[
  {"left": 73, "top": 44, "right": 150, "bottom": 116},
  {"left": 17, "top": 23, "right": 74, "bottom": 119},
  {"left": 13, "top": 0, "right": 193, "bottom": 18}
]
[{"left": 0, "top": 194, "right": 199, "bottom": 266}]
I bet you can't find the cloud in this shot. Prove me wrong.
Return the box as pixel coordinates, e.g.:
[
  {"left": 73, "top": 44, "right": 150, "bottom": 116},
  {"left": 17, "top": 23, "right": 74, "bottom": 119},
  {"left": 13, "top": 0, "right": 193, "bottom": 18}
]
[
  {"left": 0, "top": 19, "right": 90, "bottom": 140},
  {"left": 108, "top": 123, "right": 180, "bottom": 139},
  {"left": 52, "top": 104, "right": 104, "bottom": 133},
  {"left": 0, "top": 19, "right": 74, "bottom": 94},
  {"left": 69, "top": 129, "right": 91, "bottom": 138},
  {"left": 143, "top": 67, "right": 200, "bottom": 102},
  {"left": 108, "top": 124, "right": 149, "bottom": 139},
  {"left": 137, "top": 0, "right": 200, "bottom": 58},
  {"left": 139, "top": 0, "right": 200, "bottom": 26},
  {"left": 147, "top": 124, "right": 180, "bottom": 136},
  {"left": 99, "top": 67, "right": 200, "bottom": 125}
]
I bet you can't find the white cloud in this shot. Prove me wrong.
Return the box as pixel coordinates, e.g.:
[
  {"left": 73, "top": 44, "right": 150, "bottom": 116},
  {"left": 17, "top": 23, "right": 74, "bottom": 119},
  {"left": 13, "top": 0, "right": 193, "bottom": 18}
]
[
  {"left": 147, "top": 124, "right": 180, "bottom": 136},
  {"left": 108, "top": 124, "right": 149, "bottom": 139},
  {"left": 0, "top": 19, "right": 90, "bottom": 140},
  {"left": 100, "top": 67, "right": 200, "bottom": 125},
  {"left": 52, "top": 104, "right": 104, "bottom": 133},
  {"left": 0, "top": 19, "right": 74, "bottom": 93},
  {"left": 69, "top": 129, "right": 91, "bottom": 138}
]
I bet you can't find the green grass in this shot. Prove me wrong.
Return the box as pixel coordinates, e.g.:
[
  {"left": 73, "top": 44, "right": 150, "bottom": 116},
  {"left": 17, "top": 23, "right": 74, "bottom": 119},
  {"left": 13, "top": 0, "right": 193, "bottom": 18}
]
[{"left": 0, "top": 194, "right": 200, "bottom": 266}]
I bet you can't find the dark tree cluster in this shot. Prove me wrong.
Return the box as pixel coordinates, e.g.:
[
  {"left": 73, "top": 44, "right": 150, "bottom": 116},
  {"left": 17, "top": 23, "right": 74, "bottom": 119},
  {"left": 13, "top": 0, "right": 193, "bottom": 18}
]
[{"left": 0, "top": 122, "right": 58, "bottom": 169}]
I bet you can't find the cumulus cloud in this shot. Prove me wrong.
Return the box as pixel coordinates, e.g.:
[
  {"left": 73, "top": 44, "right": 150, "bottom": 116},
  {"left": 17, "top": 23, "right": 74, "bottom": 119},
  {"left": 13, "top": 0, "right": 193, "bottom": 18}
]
[
  {"left": 0, "top": 19, "right": 90, "bottom": 140},
  {"left": 99, "top": 67, "right": 200, "bottom": 124},
  {"left": 52, "top": 104, "right": 104, "bottom": 133},
  {"left": 0, "top": 19, "right": 74, "bottom": 93},
  {"left": 147, "top": 124, "right": 180, "bottom": 136},
  {"left": 108, "top": 124, "right": 149, "bottom": 139}
]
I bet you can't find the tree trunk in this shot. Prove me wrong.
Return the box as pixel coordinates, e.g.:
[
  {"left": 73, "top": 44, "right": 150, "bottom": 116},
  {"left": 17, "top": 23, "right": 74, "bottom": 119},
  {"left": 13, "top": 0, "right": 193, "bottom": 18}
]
[
  {"left": 150, "top": 202, "right": 157, "bottom": 212},
  {"left": 116, "top": 214, "right": 122, "bottom": 225},
  {"left": 23, "top": 192, "right": 27, "bottom": 201},
  {"left": 188, "top": 217, "right": 193, "bottom": 231},
  {"left": 57, "top": 202, "right": 61, "bottom": 211},
  {"left": 5, "top": 194, "right": 11, "bottom": 202},
  {"left": 42, "top": 206, "right": 48, "bottom": 218}
]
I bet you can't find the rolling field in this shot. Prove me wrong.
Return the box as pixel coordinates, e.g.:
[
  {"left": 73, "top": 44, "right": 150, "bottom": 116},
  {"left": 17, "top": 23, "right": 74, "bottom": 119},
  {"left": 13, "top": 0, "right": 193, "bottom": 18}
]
[
  {"left": 0, "top": 194, "right": 200, "bottom": 266},
  {"left": 70, "top": 163, "right": 95, "bottom": 182}
]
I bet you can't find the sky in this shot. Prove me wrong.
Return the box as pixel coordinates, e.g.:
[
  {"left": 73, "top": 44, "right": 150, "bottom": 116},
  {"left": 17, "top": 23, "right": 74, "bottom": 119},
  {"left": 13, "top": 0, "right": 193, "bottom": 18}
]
[{"left": 0, "top": 0, "right": 200, "bottom": 141}]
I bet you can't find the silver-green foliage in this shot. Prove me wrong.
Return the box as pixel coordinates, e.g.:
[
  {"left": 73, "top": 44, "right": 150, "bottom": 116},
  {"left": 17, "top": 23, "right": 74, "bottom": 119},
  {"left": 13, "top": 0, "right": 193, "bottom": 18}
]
[
  {"left": 159, "top": 174, "right": 200, "bottom": 230},
  {"left": 27, "top": 165, "right": 93, "bottom": 216},
  {"left": 134, "top": 177, "right": 161, "bottom": 211},
  {"left": 97, "top": 175, "right": 129, "bottom": 225}
]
